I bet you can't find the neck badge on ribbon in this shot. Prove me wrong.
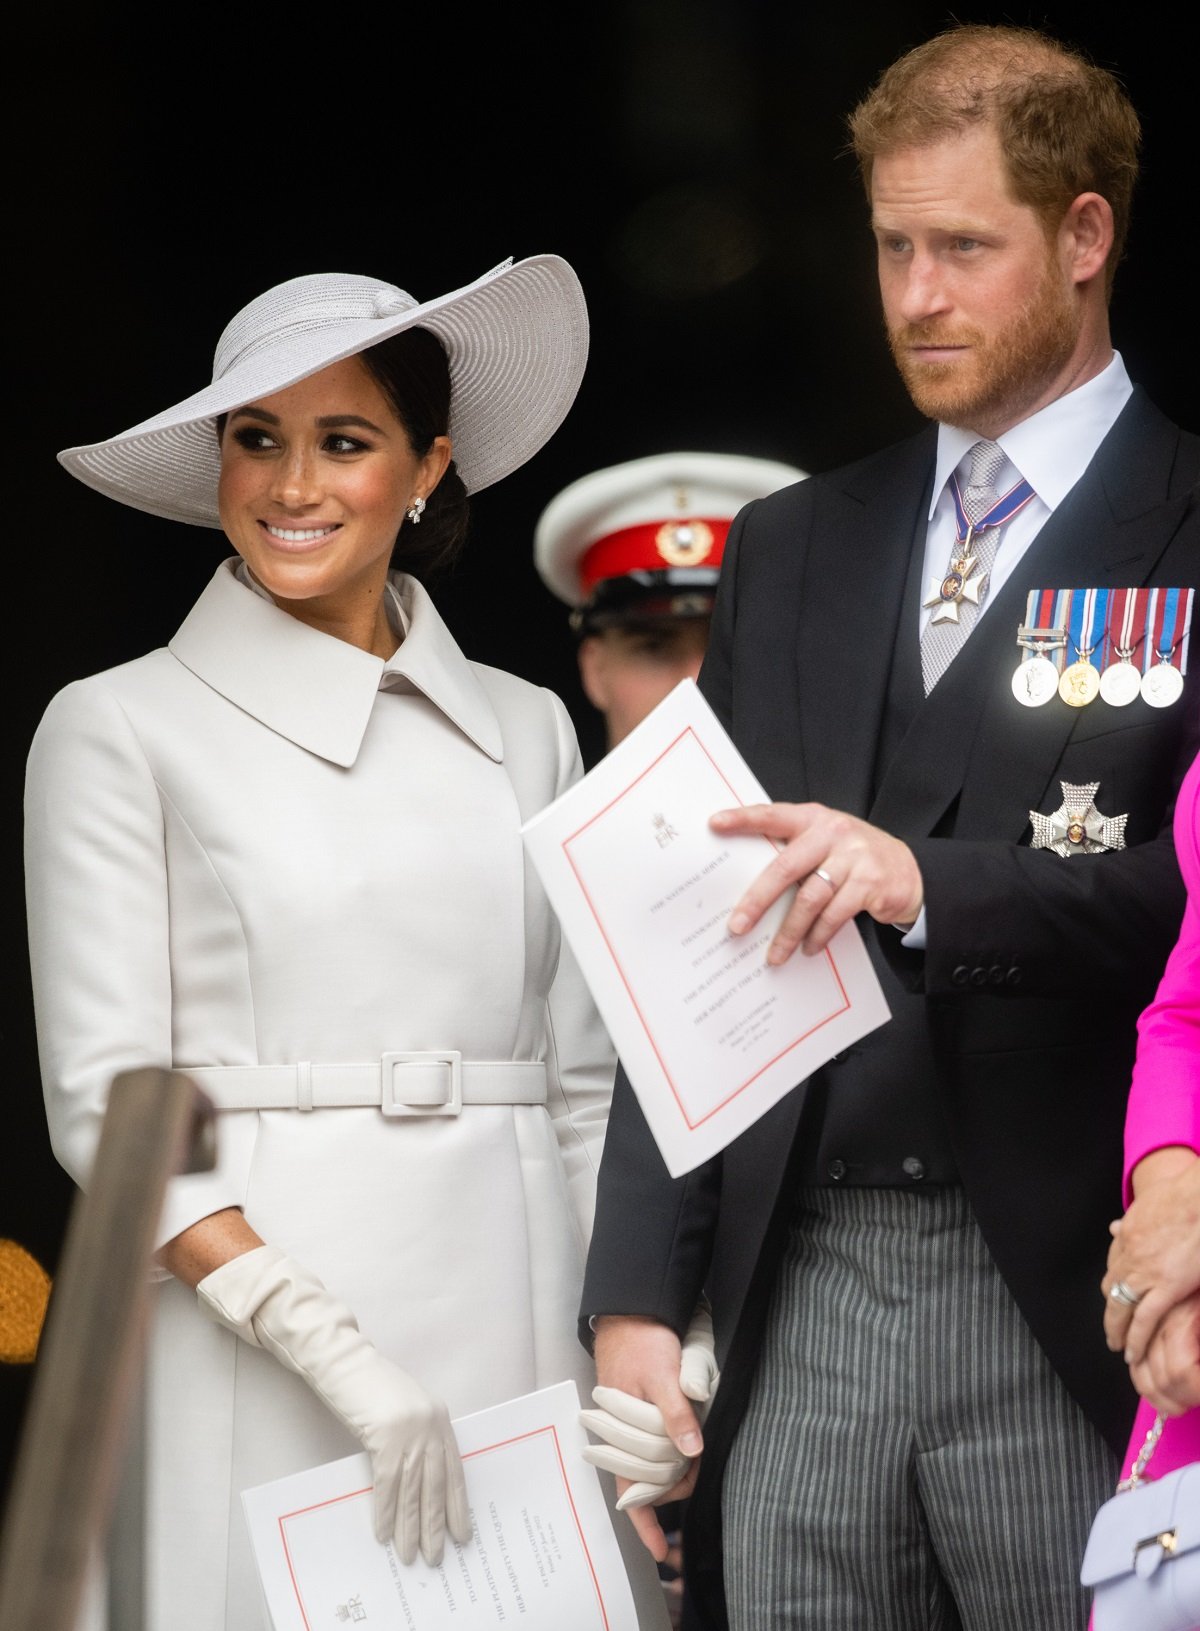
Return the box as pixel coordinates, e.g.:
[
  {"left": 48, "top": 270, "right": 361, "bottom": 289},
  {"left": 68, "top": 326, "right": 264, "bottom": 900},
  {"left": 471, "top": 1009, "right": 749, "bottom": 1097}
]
[{"left": 923, "top": 474, "right": 1035, "bottom": 624}]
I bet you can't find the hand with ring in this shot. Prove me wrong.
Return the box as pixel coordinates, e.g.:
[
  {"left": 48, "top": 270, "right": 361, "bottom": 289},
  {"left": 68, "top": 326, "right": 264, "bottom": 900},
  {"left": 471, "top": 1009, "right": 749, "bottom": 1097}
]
[
  {"left": 711, "top": 801, "right": 923, "bottom": 963},
  {"left": 1102, "top": 1146, "right": 1200, "bottom": 1364}
]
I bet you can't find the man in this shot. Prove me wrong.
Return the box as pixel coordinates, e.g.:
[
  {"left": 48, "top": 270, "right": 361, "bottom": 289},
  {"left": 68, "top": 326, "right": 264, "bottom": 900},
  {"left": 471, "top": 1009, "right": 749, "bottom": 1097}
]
[
  {"left": 534, "top": 452, "right": 806, "bottom": 751},
  {"left": 579, "top": 24, "right": 1198, "bottom": 1630}
]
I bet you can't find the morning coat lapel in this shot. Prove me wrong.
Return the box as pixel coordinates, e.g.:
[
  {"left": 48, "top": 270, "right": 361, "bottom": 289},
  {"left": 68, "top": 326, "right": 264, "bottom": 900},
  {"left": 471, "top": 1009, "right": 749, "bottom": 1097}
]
[
  {"left": 795, "top": 428, "right": 936, "bottom": 817},
  {"left": 869, "top": 390, "right": 1194, "bottom": 843}
]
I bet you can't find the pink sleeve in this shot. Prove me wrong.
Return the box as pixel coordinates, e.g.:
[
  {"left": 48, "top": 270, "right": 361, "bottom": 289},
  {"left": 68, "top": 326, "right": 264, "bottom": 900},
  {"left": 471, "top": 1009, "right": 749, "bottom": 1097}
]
[{"left": 1123, "top": 753, "right": 1200, "bottom": 1203}]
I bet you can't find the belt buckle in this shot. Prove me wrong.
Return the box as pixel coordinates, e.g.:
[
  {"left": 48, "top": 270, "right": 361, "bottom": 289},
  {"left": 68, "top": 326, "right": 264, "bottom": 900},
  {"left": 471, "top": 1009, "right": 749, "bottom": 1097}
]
[{"left": 380, "top": 1051, "right": 463, "bottom": 1117}]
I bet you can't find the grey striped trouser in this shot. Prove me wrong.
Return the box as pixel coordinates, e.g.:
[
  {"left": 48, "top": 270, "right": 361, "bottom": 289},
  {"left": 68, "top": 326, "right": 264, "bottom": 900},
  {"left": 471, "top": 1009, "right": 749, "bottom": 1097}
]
[{"left": 723, "top": 1186, "right": 1117, "bottom": 1631}]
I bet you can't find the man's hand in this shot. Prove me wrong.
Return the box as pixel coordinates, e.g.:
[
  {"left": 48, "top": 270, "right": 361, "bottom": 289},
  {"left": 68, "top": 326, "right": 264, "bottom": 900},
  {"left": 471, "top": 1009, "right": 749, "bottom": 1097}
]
[
  {"left": 1128, "top": 1291, "right": 1200, "bottom": 1416},
  {"left": 713, "top": 802, "right": 924, "bottom": 961},
  {"left": 1102, "top": 1148, "right": 1200, "bottom": 1362},
  {"left": 583, "top": 1315, "right": 706, "bottom": 1561},
  {"left": 582, "top": 1304, "right": 718, "bottom": 1507}
]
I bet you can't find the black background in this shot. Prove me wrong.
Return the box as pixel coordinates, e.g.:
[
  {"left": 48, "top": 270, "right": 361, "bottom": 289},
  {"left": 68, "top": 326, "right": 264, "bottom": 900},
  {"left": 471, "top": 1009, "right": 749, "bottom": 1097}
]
[{"left": 3, "top": 3, "right": 1193, "bottom": 1502}]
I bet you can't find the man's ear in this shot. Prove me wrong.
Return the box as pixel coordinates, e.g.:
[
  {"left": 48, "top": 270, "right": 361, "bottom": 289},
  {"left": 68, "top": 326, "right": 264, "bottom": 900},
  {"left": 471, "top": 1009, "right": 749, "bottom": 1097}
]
[
  {"left": 1061, "top": 191, "right": 1114, "bottom": 286},
  {"left": 577, "top": 634, "right": 612, "bottom": 713}
]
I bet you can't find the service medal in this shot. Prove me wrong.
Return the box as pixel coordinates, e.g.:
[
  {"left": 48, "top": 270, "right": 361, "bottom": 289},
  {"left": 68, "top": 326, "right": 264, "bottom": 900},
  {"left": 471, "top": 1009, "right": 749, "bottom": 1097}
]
[
  {"left": 1098, "top": 659, "right": 1142, "bottom": 707},
  {"left": 1098, "top": 587, "right": 1146, "bottom": 709},
  {"left": 1058, "top": 660, "right": 1101, "bottom": 707},
  {"left": 1142, "top": 661, "right": 1184, "bottom": 708},
  {"left": 1057, "top": 587, "right": 1107, "bottom": 708},
  {"left": 1011, "top": 655, "right": 1061, "bottom": 708},
  {"left": 1029, "top": 781, "right": 1128, "bottom": 858},
  {"left": 1138, "top": 587, "right": 1192, "bottom": 710},
  {"left": 1012, "top": 607, "right": 1068, "bottom": 709}
]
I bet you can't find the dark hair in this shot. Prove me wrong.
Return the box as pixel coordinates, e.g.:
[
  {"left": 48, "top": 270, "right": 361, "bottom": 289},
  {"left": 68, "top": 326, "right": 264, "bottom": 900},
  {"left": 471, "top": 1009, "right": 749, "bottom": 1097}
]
[
  {"left": 358, "top": 326, "right": 470, "bottom": 582},
  {"left": 215, "top": 326, "right": 471, "bottom": 584},
  {"left": 848, "top": 25, "right": 1141, "bottom": 295}
]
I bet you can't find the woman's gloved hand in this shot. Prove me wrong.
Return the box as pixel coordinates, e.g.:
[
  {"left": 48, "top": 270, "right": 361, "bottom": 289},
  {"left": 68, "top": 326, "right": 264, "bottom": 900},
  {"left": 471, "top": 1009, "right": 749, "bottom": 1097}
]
[
  {"left": 580, "top": 1300, "right": 720, "bottom": 1509},
  {"left": 197, "top": 1244, "right": 471, "bottom": 1566}
]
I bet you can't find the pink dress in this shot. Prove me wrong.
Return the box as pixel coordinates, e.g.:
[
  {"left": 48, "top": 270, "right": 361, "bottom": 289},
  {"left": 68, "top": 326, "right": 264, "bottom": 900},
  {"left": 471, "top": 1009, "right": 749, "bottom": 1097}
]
[{"left": 1118, "top": 745, "right": 1200, "bottom": 1481}]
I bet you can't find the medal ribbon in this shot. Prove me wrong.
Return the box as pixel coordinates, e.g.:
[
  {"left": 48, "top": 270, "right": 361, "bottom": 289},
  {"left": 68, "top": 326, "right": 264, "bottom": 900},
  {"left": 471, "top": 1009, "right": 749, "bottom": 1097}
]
[
  {"left": 1102, "top": 587, "right": 1150, "bottom": 668},
  {"left": 950, "top": 475, "right": 1036, "bottom": 546},
  {"left": 1066, "top": 588, "right": 1087, "bottom": 669},
  {"left": 1018, "top": 588, "right": 1071, "bottom": 673},
  {"left": 1130, "top": 588, "right": 1152, "bottom": 659},
  {"left": 1023, "top": 586, "right": 1193, "bottom": 685},
  {"left": 1155, "top": 586, "right": 1197, "bottom": 674},
  {"left": 1144, "top": 586, "right": 1182, "bottom": 674},
  {"left": 1179, "top": 587, "right": 1194, "bottom": 675},
  {"left": 1102, "top": 586, "right": 1130, "bottom": 666},
  {"left": 1071, "top": 586, "right": 1108, "bottom": 663},
  {"left": 1032, "top": 588, "right": 1054, "bottom": 627}
]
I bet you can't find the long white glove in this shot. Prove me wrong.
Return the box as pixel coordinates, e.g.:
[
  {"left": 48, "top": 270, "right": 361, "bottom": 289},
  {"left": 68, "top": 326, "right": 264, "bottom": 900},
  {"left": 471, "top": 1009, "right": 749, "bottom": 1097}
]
[
  {"left": 196, "top": 1245, "right": 471, "bottom": 1566},
  {"left": 579, "top": 1302, "right": 720, "bottom": 1510}
]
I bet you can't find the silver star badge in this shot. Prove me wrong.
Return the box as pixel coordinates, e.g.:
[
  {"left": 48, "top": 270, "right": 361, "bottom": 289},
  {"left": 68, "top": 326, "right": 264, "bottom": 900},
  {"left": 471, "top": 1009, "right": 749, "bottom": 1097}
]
[
  {"left": 1029, "top": 781, "right": 1128, "bottom": 857},
  {"left": 923, "top": 553, "right": 986, "bottom": 624}
]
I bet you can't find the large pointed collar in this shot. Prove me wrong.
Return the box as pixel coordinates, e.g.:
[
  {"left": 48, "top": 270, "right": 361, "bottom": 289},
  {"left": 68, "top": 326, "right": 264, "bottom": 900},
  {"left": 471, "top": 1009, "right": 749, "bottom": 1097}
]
[
  {"left": 381, "top": 575, "right": 503, "bottom": 761},
  {"left": 169, "top": 559, "right": 503, "bottom": 767}
]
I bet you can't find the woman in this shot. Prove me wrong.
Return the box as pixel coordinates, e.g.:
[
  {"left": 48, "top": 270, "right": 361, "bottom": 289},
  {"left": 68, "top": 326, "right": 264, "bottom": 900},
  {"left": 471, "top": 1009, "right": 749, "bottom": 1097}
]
[
  {"left": 26, "top": 259, "right": 668, "bottom": 1628},
  {"left": 1101, "top": 743, "right": 1200, "bottom": 1479}
]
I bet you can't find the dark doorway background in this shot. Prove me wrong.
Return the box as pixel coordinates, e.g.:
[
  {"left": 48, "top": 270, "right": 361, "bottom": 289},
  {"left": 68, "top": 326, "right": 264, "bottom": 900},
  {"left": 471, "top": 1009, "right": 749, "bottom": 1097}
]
[{"left": 4, "top": 4, "right": 1192, "bottom": 1501}]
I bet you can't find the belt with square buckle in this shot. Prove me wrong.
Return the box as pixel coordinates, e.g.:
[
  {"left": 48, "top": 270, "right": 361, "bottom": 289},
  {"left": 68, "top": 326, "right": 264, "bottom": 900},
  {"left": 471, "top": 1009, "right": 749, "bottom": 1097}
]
[{"left": 182, "top": 1053, "right": 546, "bottom": 1116}]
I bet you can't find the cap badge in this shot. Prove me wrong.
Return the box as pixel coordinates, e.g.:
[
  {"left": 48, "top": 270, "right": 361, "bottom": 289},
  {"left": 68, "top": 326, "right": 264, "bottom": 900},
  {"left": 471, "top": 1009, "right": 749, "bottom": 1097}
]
[{"left": 656, "top": 519, "right": 714, "bottom": 567}]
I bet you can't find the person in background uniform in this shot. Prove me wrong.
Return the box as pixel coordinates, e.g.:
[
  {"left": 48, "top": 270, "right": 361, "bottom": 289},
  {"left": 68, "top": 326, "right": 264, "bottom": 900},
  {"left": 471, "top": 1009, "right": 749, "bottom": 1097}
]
[
  {"left": 535, "top": 453, "right": 806, "bottom": 751},
  {"left": 577, "top": 24, "right": 1198, "bottom": 1631},
  {"left": 536, "top": 449, "right": 805, "bottom": 1628}
]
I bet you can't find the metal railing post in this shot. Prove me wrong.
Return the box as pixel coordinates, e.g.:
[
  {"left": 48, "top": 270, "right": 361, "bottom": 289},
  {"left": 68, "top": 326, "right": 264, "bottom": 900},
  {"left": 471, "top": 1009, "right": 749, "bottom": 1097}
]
[{"left": 0, "top": 1069, "right": 215, "bottom": 1631}]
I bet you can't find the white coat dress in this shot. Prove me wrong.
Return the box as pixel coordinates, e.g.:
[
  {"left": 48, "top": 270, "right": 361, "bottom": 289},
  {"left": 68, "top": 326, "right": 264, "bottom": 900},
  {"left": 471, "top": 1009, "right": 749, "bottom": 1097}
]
[{"left": 24, "top": 558, "right": 668, "bottom": 1631}]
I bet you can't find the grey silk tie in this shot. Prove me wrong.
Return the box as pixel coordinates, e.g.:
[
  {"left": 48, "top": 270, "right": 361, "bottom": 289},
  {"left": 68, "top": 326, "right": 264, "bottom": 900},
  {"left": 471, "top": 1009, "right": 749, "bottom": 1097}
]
[{"left": 920, "top": 439, "right": 1010, "bottom": 694}]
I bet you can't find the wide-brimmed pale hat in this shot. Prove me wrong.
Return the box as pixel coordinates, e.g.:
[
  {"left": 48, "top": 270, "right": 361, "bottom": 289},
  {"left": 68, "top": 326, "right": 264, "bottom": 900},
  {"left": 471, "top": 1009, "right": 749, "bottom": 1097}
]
[
  {"left": 534, "top": 450, "right": 807, "bottom": 632},
  {"left": 58, "top": 255, "right": 589, "bottom": 527}
]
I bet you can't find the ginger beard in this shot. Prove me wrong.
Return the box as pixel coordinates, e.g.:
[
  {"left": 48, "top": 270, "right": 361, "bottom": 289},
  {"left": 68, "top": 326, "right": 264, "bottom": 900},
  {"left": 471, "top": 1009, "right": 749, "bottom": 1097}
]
[{"left": 887, "top": 236, "right": 1083, "bottom": 432}]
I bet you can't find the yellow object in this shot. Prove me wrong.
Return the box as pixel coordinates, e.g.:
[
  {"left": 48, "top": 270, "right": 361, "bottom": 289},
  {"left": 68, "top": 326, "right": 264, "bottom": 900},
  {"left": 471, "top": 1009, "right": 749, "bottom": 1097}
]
[{"left": 0, "top": 1239, "right": 51, "bottom": 1364}]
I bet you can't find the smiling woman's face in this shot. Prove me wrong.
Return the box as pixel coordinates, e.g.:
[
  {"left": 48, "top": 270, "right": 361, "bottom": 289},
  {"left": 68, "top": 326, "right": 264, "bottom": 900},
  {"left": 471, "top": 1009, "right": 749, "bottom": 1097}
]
[{"left": 217, "top": 354, "right": 449, "bottom": 645}]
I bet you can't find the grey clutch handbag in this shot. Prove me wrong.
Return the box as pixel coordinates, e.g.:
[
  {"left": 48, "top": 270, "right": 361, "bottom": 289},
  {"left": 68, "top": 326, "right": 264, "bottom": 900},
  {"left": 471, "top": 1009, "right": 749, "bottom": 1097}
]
[{"left": 1080, "top": 1412, "right": 1200, "bottom": 1631}]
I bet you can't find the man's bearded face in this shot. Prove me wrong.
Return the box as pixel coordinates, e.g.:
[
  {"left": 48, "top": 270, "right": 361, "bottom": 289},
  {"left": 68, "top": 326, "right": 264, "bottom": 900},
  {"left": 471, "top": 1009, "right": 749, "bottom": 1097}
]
[
  {"left": 886, "top": 241, "right": 1081, "bottom": 432},
  {"left": 871, "top": 125, "right": 1085, "bottom": 437}
]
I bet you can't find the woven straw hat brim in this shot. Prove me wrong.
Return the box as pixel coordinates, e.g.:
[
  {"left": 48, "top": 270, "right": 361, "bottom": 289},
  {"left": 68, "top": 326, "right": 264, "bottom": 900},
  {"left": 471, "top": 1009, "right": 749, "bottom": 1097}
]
[{"left": 57, "top": 256, "right": 589, "bottom": 528}]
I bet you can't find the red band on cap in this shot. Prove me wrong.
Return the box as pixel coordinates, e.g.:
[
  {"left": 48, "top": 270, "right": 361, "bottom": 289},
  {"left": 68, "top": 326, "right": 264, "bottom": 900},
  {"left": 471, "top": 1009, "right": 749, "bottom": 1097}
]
[{"left": 578, "top": 518, "right": 731, "bottom": 594}]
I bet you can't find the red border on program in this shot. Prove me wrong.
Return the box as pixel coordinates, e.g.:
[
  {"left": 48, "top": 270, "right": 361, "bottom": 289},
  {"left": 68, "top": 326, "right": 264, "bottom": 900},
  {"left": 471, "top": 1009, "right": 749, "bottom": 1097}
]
[{"left": 561, "top": 726, "right": 851, "bottom": 1130}]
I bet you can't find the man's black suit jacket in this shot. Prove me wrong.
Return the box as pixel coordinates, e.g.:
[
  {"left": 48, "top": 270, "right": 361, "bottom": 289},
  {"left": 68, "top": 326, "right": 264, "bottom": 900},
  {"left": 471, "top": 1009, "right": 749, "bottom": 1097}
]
[{"left": 581, "top": 389, "right": 1199, "bottom": 1628}]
